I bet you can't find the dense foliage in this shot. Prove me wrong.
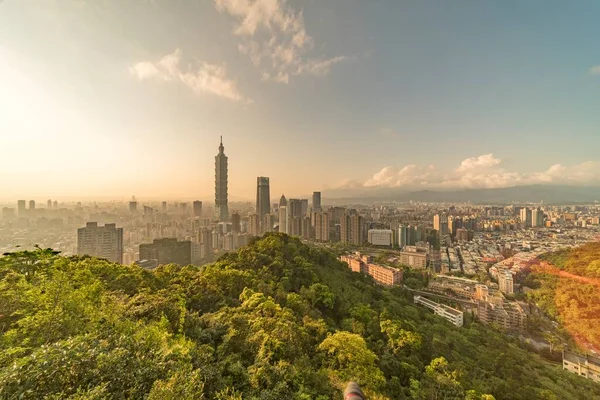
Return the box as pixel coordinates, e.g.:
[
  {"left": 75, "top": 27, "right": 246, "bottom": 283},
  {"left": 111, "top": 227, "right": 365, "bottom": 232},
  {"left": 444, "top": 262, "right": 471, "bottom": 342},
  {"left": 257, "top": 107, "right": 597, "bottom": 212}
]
[
  {"left": 1, "top": 234, "right": 599, "bottom": 399},
  {"left": 538, "top": 242, "right": 600, "bottom": 278},
  {"left": 529, "top": 243, "right": 600, "bottom": 351}
]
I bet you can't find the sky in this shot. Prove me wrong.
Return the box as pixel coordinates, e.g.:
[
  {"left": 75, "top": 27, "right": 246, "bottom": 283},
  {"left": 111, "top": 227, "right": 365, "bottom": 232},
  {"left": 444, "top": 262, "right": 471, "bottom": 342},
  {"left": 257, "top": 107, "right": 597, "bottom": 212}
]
[{"left": 1, "top": 0, "right": 600, "bottom": 201}]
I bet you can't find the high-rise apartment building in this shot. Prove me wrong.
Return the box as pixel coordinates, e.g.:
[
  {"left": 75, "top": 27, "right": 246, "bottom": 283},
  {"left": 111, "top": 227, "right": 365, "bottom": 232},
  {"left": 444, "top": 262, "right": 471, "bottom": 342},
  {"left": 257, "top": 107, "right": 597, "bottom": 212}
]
[
  {"left": 193, "top": 201, "right": 203, "bottom": 217},
  {"left": 340, "top": 214, "right": 351, "bottom": 244},
  {"left": 53, "top": 200, "right": 58, "bottom": 208},
  {"left": 162, "top": 201, "right": 167, "bottom": 212},
  {"left": 350, "top": 214, "right": 365, "bottom": 245},
  {"left": 263, "top": 213, "right": 274, "bottom": 233},
  {"left": 520, "top": 208, "right": 532, "bottom": 228},
  {"left": 312, "top": 192, "right": 322, "bottom": 213},
  {"left": 29, "top": 200, "right": 35, "bottom": 211},
  {"left": 77, "top": 222, "right": 124, "bottom": 264},
  {"left": 139, "top": 238, "right": 191, "bottom": 266},
  {"left": 290, "top": 216, "right": 302, "bottom": 236},
  {"left": 17, "top": 200, "right": 26, "bottom": 217},
  {"left": 231, "top": 212, "right": 241, "bottom": 233},
  {"left": 498, "top": 270, "right": 514, "bottom": 294},
  {"left": 47, "top": 199, "right": 52, "bottom": 209},
  {"left": 200, "top": 228, "right": 213, "bottom": 259},
  {"left": 300, "top": 199, "right": 309, "bottom": 217},
  {"left": 288, "top": 199, "right": 303, "bottom": 219},
  {"left": 301, "top": 216, "right": 312, "bottom": 239},
  {"left": 315, "top": 212, "right": 330, "bottom": 241},
  {"left": 249, "top": 214, "right": 260, "bottom": 237},
  {"left": 256, "top": 177, "right": 271, "bottom": 226},
  {"left": 532, "top": 209, "right": 544, "bottom": 227},
  {"left": 129, "top": 201, "right": 137, "bottom": 213},
  {"left": 433, "top": 214, "right": 448, "bottom": 235},
  {"left": 215, "top": 137, "right": 229, "bottom": 221}
]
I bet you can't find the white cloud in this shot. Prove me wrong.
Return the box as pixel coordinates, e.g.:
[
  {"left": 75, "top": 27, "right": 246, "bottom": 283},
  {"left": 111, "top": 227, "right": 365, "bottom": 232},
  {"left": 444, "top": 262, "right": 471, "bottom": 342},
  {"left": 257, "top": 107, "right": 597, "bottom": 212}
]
[
  {"left": 456, "top": 153, "right": 501, "bottom": 172},
  {"left": 129, "top": 49, "right": 246, "bottom": 102},
  {"left": 214, "top": 0, "right": 346, "bottom": 83},
  {"left": 362, "top": 155, "right": 600, "bottom": 190},
  {"left": 589, "top": 65, "right": 600, "bottom": 75}
]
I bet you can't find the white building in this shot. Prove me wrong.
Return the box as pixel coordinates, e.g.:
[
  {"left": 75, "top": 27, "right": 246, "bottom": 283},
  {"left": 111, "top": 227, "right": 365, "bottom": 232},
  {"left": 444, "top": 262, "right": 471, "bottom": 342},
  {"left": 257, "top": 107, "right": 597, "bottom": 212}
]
[
  {"left": 414, "top": 295, "right": 463, "bottom": 327},
  {"left": 368, "top": 229, "right": 393, "bottom": 246},
  {"left": 498, "top": 270, "right": 514, "bottom": 294}
]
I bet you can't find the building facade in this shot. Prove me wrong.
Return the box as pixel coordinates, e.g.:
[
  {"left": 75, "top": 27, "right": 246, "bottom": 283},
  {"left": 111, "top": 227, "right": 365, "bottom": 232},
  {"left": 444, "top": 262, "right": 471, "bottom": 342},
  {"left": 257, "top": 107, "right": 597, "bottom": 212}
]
[
  {"left": 139, "top": 238, "right": 191, "bottom": 266},
  {"left": 77, "top": 222, "right": 124, "bottom": 264},
  {"left": 312, "top": 191, "right": 322, "bottom": 213},
  {"left": 256, "top": 176, "right": 271, "bottom": 227},
  {"left": 563, "top": 350, "right": 600, "bottom": 382}
]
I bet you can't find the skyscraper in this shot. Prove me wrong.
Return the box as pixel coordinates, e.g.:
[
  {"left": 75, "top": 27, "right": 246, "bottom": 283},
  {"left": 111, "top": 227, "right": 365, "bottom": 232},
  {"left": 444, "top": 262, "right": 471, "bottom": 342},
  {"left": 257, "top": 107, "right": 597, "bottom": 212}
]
[
  {"left": 249, "top": 214, "right": 260, "bottom": 237},
  {"left": 129, "top": 201, "right": 137, "bottom": 213},
  {"left": 215, "top": 137, "right": 229, "bottom": 221},
  {"left": 350, "top": 214, "right": 366, "bottom": 245},
  {"left": 300, "top": 199, "right": 309, "bottom": 217},
  {"left": 162, "top": 201, "right": 167, "bottom": 212},
  {"left": 532, "top": 209, "right": 544, "bottom": 227},
  {"left": 47, "top": 199, "right": 52, "bottom": 209},
  {"left": 278, "top": 206, "right": 288, "bottom": 234},
  {"left": 77, "top": 222, "right": 124, "bottom": 264},
  {"left": 288, "top": 199, "right": 302, "bottom": 219},
  {"left": 263, "top": 213, "right": 274, "bottom": 233},
  {"left": 315, "top": 212, "right": 330, "bottom": 241},
  {"left": 29, "top": 200, "right": 35, "bottom": 211},
  {"left": 231, "top": 212, "right": 241, "bottom": 233},
  {"left": 256, "top": 177, "right": 270, "bottom": 225},
  {"left": 279, "top": 194, "right": 287, "bottom": 207},
  {"left": 193, "top": 200, "right": 203, "bottom": 217},
  {"left": 520, "top": 208, "right": 532, "bottom": 228},
  {"left": 312, "top": 192, "right": 322, "bottom": 213},
  {"left": 17, "top": 200, "right": 26, "bottom": 217}
]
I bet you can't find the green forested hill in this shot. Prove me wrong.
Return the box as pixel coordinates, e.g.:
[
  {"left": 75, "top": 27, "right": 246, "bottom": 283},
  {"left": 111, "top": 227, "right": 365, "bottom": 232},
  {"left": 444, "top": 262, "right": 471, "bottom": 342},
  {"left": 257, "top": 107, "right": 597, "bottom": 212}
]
[{"left": 1, "top": 233, "right": 598, "bottom": 399}]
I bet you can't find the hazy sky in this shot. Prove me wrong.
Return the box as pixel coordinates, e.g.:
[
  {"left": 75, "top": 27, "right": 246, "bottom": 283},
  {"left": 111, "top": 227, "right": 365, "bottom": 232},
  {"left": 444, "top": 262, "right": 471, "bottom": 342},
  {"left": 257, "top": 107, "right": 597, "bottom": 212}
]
[{"left": 1, "top": 0, "right": 600, "bottom": 201}]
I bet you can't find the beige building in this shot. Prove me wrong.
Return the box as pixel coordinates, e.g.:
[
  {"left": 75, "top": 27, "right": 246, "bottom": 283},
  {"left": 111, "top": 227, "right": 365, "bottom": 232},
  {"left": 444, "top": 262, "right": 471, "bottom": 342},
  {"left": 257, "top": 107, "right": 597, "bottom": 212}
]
[
  {"left": 400, "top": 245, "right": 430, "bottom": 269},
  {"left": 563, "top": 350, "right": 600, "bottom": 382},
  {"left": 315, "top": 212, "right": 330, "bottom": 241},
  {"left": 498, "top": 270, "right": 514, "bottom": 294},
  {"left": 77, "top": 222, "right": 123, "bottom": 264},
  {"left": 414, "top": 295, "right": 463, "bottom": 327},
  {"left": 340, "top": 253, "right": 402, "bottom": 286}
]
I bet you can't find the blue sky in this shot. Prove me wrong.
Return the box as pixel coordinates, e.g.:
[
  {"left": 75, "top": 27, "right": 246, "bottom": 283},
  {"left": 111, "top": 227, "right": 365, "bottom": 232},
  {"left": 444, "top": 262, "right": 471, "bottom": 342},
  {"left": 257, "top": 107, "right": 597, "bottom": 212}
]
[{"left": 1, "top": 0, "right": 599, "bottom": 200}]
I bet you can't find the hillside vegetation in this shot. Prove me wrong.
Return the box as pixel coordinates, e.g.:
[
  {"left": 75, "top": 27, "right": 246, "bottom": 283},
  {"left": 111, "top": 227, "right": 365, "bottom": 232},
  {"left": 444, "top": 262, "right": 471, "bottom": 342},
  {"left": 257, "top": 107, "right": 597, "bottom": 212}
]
[
  {"left": 529, "top": 242, "right": 600, "bottom": 351},
  {"left": 1, "top": 234, "right": 599, "bottom": 399}
]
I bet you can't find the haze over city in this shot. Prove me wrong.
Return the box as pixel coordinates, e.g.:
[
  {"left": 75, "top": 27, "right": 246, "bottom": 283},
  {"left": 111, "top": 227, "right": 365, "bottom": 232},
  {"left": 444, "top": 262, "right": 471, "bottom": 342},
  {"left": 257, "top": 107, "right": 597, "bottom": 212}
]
[{"left": 1, "top": 0, "right": 600, "bottom": 201}]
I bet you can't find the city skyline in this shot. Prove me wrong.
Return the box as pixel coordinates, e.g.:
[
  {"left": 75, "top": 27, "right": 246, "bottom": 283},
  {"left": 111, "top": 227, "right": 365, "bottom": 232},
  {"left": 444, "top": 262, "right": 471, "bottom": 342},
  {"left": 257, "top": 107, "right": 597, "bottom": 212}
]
[{"left": 2, "top": 1, "right": 600, "bottom": 200}]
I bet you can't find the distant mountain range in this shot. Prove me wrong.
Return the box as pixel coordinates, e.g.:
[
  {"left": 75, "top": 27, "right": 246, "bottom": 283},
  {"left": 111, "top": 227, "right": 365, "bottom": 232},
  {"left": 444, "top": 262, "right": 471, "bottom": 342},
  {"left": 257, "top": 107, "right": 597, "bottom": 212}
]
[{"left": 322, "top": 185, "right": 600, "bottom": 205}]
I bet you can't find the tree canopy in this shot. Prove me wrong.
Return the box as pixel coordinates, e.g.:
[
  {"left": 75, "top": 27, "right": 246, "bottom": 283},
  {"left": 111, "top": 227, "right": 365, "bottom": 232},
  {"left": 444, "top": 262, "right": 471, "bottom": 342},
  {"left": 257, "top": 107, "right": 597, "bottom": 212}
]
[{"left": 1, "top": 234, "right": 599, "bottom": 399}]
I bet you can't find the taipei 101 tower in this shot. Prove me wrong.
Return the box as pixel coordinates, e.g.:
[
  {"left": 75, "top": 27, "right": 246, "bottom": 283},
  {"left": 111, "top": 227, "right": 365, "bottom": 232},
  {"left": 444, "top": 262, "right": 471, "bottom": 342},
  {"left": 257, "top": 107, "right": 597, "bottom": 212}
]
[{"left": 215, "top": 136, "right": 229, "bottom": 221}]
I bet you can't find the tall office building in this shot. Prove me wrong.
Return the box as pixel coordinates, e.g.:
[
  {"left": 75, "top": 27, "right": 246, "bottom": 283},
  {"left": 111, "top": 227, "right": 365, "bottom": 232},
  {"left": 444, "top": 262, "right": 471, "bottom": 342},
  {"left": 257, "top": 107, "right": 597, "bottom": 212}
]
[
  {"left": 162, "top": 201, "right": 167, "bottom": 212},
  {"left": 139, "top": 238, "right": 191, "bottom": 266},
  {"left": 77, "top": 222, "right": 124, "bottom": 264},
  {"left": 312, "top": 192, "right": 322, "bottom": 213},
  {"left": 129, "top": 201, "right": 138, "bottom": 213},
  {"left": 53, "top": 200, "right": 58, "bottom": 209},
  {"left": 520, "top": 208, "right": 532, "bottom": 228},
  {"left": 231, "top": 212, "right": 241, "bottom": 233},
  {"left": 398, "top": 225, "right": 409, "bottom": 248},
  {"left": 433, "top": 214, "right": 448, "bottom": 235},
  {"left": 256, "top": 177, "right": 271, "bottom": 225},
  {"left": 193, "top": 201, "right": 203, "bottom": 217},
  {"left": 17, "top": 200, "right": 26, "bottom": 217},
  {"left": 47, "top": 199, "right": 52, "bottom": 209},
  {"left": 290, "top": 216, "right": 302, "bottom": 236},
  {"left": 215, "top": 137, "right": 229, "bottom": 221},
  {"left": 532, "top": 209, "right": 544, "bottom": 227},
  {"left": 300, "top": 199, "right": 309, "bottom": 217},
  {"left": 249, "top": 214, "right": 260, "bottom": 237},
  {"left": 278, "top": 206, "right": 288, "bottom": 234},
  {"left": 29, "top": 200, "right": 35, "bottom": 211}
]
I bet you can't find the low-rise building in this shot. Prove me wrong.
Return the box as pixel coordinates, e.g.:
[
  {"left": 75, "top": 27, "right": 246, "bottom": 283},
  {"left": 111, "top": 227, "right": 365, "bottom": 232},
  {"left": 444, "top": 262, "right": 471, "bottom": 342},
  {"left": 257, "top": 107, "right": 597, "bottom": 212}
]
[
  {"left": 563, "top": 350, "right": 600, "bottom": 382},
  {"left": 367, "top": 229, "right": 393, "bottom": 246},
  {"left": 414, "top": 295, "right": 463, "bottom": 327},
  {"left": 399, "top": 245, "right": 431, "bottom": 269},
  {"left": 340, "top": 253, "right": 402, "bottom": 286}
]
